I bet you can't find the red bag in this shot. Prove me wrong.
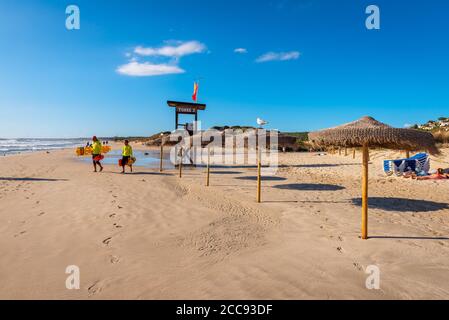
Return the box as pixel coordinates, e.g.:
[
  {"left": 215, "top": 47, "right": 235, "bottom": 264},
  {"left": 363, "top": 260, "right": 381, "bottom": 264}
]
[{"left": 93, "top": 155, "right": 104, "bottom": 161}]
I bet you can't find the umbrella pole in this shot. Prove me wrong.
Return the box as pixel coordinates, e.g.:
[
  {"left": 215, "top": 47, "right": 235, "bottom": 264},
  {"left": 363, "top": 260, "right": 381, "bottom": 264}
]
[
  {"left": 206, "top": 146, "right": 210, "bottom": 186},
  {"left": 406, "top": 150, "right": 410, "bottom": 158},
  {"left": 257, "top": 148, "right": 261, "bottom": 203},
  {"left": 345, "top": 147, "right": 348, "bottom": 156},
  {"left": 353, "top": 148, "right": 356, "bottom": 159},
  {"left": 256, "top": 129, "right": 261, "bottom": 203},
  {"left": 159, "top": 144, "right": 163, "bottom": 172},
  {"left": 179, "top": 147, "right": 183, "bottom": 178},
  {"left": 362, "top": 144, "right": 369, "bottom": 240}
]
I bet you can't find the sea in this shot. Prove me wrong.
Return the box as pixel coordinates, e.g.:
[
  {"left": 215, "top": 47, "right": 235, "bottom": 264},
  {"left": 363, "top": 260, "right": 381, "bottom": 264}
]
[
  {"left": 81, "top": 149, "right": 174, "bottom": 169},
  {"left": 0, "top": 138, "right": 87, "bottom": 156},
  {"left": 0, "top": 138, "right": 175, "bottom": 169}
]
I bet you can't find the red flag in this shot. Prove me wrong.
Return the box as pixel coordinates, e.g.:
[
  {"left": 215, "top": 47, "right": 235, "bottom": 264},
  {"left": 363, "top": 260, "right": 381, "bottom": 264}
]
[{"left": 192, "top": 82, "right": 199, "bottom": 102}]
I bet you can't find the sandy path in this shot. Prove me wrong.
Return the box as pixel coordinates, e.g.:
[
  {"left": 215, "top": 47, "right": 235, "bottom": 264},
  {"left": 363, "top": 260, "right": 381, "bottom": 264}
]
[{"left": 0, "top": 145, "right": 448, "bottom": 299}]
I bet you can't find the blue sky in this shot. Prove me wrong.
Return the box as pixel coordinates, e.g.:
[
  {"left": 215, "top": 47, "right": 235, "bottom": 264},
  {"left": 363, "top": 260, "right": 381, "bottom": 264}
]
[{"left": 0, "top": 0, "right": 448, "bottom": 138}]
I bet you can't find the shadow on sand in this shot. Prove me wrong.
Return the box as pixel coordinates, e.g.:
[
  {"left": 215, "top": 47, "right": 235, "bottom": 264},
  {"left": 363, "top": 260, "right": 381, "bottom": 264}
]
[
  {"left": 273, "top": 183, "right": 345, "bottom": 191},
  {"left": 211, "top": 171, "right": 242, "bottom": 175},
  {"left": 235, "top": 176, "right": 287, "bottom": 182},
  {"left": 351, "top": 197, "right": 449, "bottom": 212},
  {"left": 279, "top": 163, "right": 360, "bottom": 168},
  {"left": 369, "top": 236, "right": 449, "bottom": 240},
  {"left": 0, "top": 177, "right": 68, "bottom": 182},
  {"left": 110, "top": 172, "right": 173, "bottom": 176},
  {"left": 197, "top": 163, "right": 360, "bottom": 170}
]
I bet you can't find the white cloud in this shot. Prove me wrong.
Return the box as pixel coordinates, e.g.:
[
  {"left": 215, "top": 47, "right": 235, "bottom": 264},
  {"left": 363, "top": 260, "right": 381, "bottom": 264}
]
[
  {"left": 116, "top": 61, "right": 185, "bottom": 77},
  {"left": 118, "top": 40, "right": 206, "bottom": 77},
  {"left": 234, "top": 48, "right": 248, "bottom": 54},
  {"left": 404, "top": 123, "right": 413, "bottom": 128},
  {"left": 134, "top": 41, "right": 206, "bottom": 58},
  {"left": 256, "top": 51, "right": 300, "bottom": 63}
]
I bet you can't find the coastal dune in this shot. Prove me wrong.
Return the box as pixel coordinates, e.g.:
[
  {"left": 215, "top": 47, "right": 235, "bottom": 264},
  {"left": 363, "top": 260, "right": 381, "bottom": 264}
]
[{"left": 0, "top": 144, "right": 449, "bottom": 299}]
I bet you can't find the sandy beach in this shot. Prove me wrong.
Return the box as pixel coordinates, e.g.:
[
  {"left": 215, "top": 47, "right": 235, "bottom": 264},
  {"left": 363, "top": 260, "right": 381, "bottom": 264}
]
[{"left": 1, "top": 143, "right": 448, "bottom": 300}]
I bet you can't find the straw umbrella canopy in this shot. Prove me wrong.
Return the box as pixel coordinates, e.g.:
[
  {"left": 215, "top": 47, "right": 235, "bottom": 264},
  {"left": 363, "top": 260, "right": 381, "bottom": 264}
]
[
  {"left": 309, "top": 116, "right": 438, "bottom": 240},
  {"left": 309, "top": 116, "right": 438, "bottom": 153}
]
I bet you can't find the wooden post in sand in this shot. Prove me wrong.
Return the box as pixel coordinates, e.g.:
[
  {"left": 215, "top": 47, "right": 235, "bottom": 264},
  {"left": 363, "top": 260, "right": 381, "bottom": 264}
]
[
  {"left": 256, "top": 128, "right": 262, "bottom": 203},
  {"left": 361, "top": 143, "right": 369, "bottom": 240},
  {"left": 406, "top": 150, "right": 410, "bottom": 158},
  {"left": 353, "top": 148, "right": 356, "bottom": 159},
  {"left": 206, "top": 146, "right": 210, "bottom": 186},
  {"left": 344, "top": 147, "right": 348, "bottom": 156},
  {"left": 257, "top": 148, "right": 261, "bottom": 203},
  {"left": 159, "top": 144, "right": 164, "bottom": 172},
  {"left": 179, "top": 147, "right": 183, "bottom": 178},
  {"left": 339, "top": 147, "right": 342, "bottom": 156}
]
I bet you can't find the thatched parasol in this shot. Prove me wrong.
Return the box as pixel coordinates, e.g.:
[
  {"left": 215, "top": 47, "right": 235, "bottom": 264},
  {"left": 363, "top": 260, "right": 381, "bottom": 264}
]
[
  {"left": 309, "top": 116, "right": 438, "bottom": 240},
  {"left": 309, "top": 116, "right": 438, "bottom": 153}
]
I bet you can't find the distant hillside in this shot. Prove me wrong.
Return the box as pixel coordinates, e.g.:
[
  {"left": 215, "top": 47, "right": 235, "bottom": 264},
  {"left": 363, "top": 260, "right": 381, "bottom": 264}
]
[
  {"left": 413, "top": 117, "right": 449, "bottom": 144},
  {"left": 414, "top": 117, "right": 449, "bottom": 132},
  {"left": 133, "top": 128, "right": 311, "bottom": 151},
  {"left": 284, "top": 132, "right": 309, "bottom": 141}
]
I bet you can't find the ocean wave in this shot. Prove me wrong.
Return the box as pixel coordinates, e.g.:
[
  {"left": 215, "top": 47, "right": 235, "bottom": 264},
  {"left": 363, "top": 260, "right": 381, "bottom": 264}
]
[{"left": 0, "top": 138, "right": 87, "bottom": 155}]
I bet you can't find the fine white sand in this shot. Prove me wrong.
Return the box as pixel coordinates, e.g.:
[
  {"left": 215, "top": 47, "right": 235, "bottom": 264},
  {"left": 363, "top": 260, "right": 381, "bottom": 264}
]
[{"left": 0, "top": 143, "right": 448, "bottom": 299}]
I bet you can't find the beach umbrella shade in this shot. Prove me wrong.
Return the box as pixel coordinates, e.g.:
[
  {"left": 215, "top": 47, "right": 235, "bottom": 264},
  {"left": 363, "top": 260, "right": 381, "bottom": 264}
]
[{"left": 308, "top": 116, "right": 438, "bottom": 239}]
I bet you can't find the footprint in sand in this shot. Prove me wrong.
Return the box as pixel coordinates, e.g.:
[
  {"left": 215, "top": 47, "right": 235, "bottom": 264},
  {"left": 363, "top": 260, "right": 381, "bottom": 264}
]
[
  {"left": 117, "top": 205, "right": 123, "bottom": 209},
  {"left": 14, "top": 231, "right": 27, "bottom": 238},
  {"left": 102, "top": 237, "right": 112, "bottom": 245},
  {"left": 113, "top": 223, "right": 123, "bottom": 229},
  {"left": 110, "top": 255, "right": 120, "bottom": 264},
  {"left": 109, "top": 213, "right": 116, "bottom": 218},
  {"left": 38, "top": 212, "right": 45, "bottom": 216},
  {"left": 87, "top": 281, "right": 103, "bottom": 296},
  {"left": 336, "top": 246, "right": 344, "bottom": 253},
  {"left": 353, "top": 262, "right": 363, "bottom": 271}
]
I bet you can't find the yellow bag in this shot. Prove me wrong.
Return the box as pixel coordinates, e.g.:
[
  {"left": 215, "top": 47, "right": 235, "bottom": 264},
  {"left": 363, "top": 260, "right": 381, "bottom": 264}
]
[
  {"left": 75, "top": 147, "right": 85, "bottom": 156},
  {"left": 84, "top": 147, "right": 93, "bottom": 155},
  {"left": 102, "top": 146, "right": 112, "bottom": 153}
]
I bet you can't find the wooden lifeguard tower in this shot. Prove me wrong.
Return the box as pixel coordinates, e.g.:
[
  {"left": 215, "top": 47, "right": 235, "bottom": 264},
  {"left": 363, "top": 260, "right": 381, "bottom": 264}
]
[
  {"left": 167, "top": 100, "right": 206, "bottom": 133},
  {"left": 167, "top": 100, "right": 206, "bottom": 167}
]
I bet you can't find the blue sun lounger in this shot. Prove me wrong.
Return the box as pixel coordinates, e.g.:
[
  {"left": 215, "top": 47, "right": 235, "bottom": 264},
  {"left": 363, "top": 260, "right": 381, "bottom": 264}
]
[{"left": 383, "top": 153, "right": 430, "bottom": 176}]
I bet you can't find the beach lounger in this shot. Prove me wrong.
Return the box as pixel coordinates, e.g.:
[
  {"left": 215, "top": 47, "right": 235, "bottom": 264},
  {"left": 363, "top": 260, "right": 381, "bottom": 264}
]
[{"left": 383, "top": 153, "right": 429, "bottom": 176}]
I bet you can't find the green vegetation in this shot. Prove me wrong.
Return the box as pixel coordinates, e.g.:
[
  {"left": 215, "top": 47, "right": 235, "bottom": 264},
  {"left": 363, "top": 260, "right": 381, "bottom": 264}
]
[{"left": 283, "top": 132, "right": 309, "bottom": 141}]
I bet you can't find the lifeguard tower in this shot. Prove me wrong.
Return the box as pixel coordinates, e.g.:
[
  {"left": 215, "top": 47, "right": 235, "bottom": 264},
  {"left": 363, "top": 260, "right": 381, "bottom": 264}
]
[
  {"left": 167, "top": 100, "right": 206, "bottom": 166},
  {"left": 167, "top": 100, "right": 206, "bottom": 134}
]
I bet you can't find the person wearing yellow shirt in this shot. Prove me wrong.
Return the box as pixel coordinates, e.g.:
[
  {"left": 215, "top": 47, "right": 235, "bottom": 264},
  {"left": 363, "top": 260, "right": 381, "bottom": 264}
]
[
  {"left": 121, "top": 140, "right": 133, "bottom": 174},
  {"left": 91, "top": 136, "right": 103, "bottom": 173}
]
